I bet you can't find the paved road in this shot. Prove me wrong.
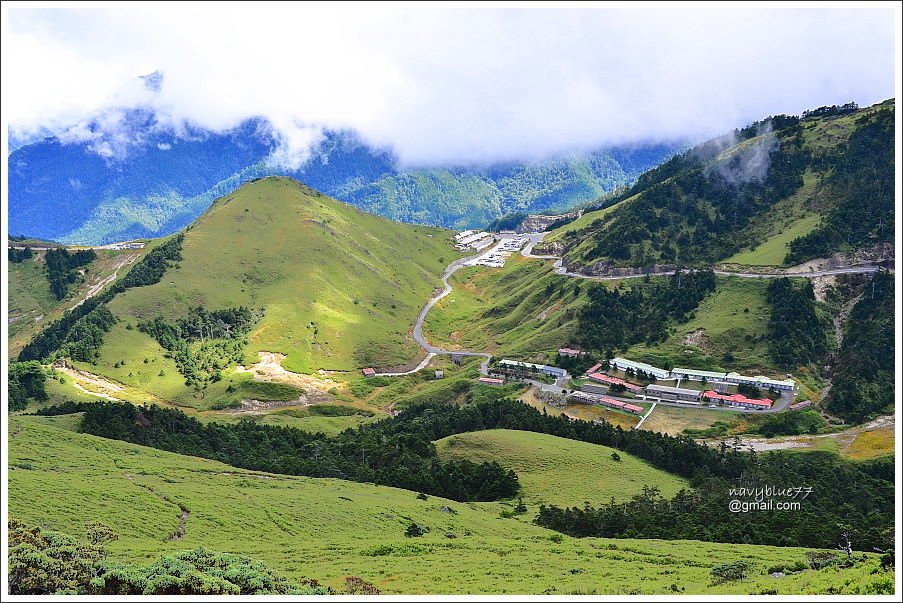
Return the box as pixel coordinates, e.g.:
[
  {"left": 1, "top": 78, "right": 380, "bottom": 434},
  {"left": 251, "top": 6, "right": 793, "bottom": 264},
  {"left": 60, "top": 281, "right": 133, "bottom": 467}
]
[
  {"left": 521, "top": 231, "right": 883, "bottom": 281},
  {"left": 552, "top": 259, "right": 882, "bottom": 281},
  {"left": 410, "top": 251, "right": 493, "bottom": 374}
]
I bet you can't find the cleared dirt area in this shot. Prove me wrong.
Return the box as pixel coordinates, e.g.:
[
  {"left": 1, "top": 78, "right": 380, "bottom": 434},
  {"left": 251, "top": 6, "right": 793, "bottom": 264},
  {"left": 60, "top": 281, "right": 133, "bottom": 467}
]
[
  {"left": 236, "top": 351, "right": 339, "bottom": 395},
  {"left": 730, "top": 414, "right": 895, "bottom": 456},
  {"left": 53, "top": 360, "right": 124, "bottom": 400}
]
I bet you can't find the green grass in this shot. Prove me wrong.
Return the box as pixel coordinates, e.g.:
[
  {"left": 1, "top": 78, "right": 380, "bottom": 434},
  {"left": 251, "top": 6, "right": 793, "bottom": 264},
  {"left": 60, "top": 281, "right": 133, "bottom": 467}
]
[
  {"left": 543, "top": 198, "right": 628, "bottom": 242},
  {"left": 7, "top": 416, "right": 891, "bottom": 594},
  {"left": 8, "top": 247, "right": 147, "bottom": 357},
  {"left": 639, "top": 405, "right": 741, "bottom": 436},
  {"left": 423, "top": 255, "right": 592, "bottom": 360},
  {"left": 724, "top": 213, "right": 822, "bottom": 266},
  {"left": 435, "top": 429, "right": 688, "bottom": 506},
  {"left": 628, "top": 276, "right": 775, "bottom": 375}
]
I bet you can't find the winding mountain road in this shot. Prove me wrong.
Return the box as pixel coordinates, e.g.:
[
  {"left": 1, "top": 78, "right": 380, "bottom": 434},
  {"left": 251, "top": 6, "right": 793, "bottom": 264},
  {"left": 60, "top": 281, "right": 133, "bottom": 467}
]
[{"left": 394, "top": 231, "right": 886, "bottom": 403}]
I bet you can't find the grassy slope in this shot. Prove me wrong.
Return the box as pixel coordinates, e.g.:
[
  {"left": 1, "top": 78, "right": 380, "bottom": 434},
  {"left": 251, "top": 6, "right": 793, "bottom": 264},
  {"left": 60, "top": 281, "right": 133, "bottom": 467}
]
[
  {"left": 8, "top": 247, "right": 147, "bottom": 357},
  {"left": 8, "top": 416, "right": 890, "bottom": 595},
  {"left": 435, "top": 429, "right": 688, "bottom": 506},
  {"left": 722, "top": 171, "right": 823, "bottom": 266},
  {"left": 423, "top": 255, "right": 594, "bottom": 360},
  {"left": 627, "top": 276, "right": 774, "bottom": 374},
  {"left": 73, "top": 177, "right": 457, "bottom": 407}
]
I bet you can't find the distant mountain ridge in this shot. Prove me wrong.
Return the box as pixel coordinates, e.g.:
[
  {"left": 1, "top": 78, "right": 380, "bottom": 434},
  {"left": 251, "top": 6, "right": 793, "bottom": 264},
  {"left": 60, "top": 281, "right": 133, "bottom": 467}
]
[{"left": 8, "top": 112, "right": 681, "bottom": 244}]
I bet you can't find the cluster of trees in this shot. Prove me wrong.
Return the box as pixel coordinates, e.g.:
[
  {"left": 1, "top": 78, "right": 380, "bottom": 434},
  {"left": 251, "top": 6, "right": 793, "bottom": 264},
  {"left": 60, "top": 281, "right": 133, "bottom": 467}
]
[
  {"left": 8, "top": 519, "right": 326, "bottom": 595},
  {"left": 766, "top": 278, "right": 829, "bottom": 370},
  {"left": 7, "top": 361, "right": 47, "bottom": 411},
  {"left": 138, "top": 306, "right": 263, "bottom": 388},
  {"left": 554, "top": 352, "right": 598, "bottom": 375},
  {"left": 18, "top": 235, "right": 183, "bottom": 362},
  {"left": 577, "top": 270, "right": 717, "bottom": 353},
  {"left": 46, "top": 400, "right": 519, "bottom": 502},
  {"left": 801, "top": 102, "right": 859, "bottom": 120},
  {"left": 786, "top": 107, "right": 894, "bottom": 263},
  {"left": 45, "top": 248, "right": 97, "bottom": 300},
  {"left": 826, "top": 271, "right": 894, "bottom": 423},
  {"left": 535, "top": 449, "right": 894, "bottom": 551},
  {"left": 8, "top": 246, "right": 33, "bottom": 263},
  {"left": 754, "top": 408, "right": 826, "bottom": 437}
]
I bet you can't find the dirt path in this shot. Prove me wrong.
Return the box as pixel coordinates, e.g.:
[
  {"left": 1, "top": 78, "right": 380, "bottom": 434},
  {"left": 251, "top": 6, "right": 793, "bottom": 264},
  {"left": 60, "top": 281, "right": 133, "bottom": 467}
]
[
  {"left": 68, "top": 253, "right": 139, "bottom": 312},
  {"left": 53, "top": 361, "right": 124, "bottom": 400}
]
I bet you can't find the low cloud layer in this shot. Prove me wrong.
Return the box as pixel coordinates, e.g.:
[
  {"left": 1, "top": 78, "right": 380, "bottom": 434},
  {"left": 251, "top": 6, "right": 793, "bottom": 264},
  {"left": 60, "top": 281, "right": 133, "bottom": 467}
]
[{"left": 4, "top": 6, "right": 896, "bottom": 166}]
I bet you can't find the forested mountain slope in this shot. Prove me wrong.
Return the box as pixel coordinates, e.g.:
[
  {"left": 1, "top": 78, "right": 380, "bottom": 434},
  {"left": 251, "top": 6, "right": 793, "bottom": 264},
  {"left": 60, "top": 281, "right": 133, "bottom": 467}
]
[{"left": 545, "top": 100, "right": 894, "bottom": 271}]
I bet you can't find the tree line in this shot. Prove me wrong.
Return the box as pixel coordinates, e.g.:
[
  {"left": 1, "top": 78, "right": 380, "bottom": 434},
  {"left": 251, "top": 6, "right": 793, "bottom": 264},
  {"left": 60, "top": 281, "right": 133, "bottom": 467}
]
[
  {"left": 44, "top": 248, "right": 97, "bottom": 300},
  {"left": 534, "top": 448, "right": 893, "bottom": 552},
  {"left": 8, "top": 246, "right": 33, "bottom": 263},
  {"left": 826, "top": 271, "right": 894, "bottom": 422},
  {"left": 41, "top": 400, "right": 520, "bottom": 503},
  {"left": 18, "top": 235, "right": 183, "bottom": 362},
  {"left": 39, "top": 394, "right": 893, "bottom": 551},
  {"left": 576, "top": 269, "right": 717, "bottom": 354},
  {"left": 765, "top": 278, "right": 830, "bottom": 370}
]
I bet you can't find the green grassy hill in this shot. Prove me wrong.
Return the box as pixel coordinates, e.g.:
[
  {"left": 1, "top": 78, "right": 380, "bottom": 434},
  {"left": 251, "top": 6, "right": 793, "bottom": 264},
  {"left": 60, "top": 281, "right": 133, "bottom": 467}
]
[
  {"left": 7, "top": 415, "right": 891, "bottom": 595},
  {"left": 435, "top": 429, "right": 688, "bottom": 506},
  {"left": 548, "top": 100, "right": 894, "bottom": 270},
  {"left": 63, "top": 177, "right": 457, "bottom": 407}
]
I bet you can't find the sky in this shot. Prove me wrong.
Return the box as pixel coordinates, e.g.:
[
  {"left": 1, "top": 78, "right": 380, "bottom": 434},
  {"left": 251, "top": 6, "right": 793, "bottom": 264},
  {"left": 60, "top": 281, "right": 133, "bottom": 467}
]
[{"left": 2, "top": 4, "right": 898, "bottom": 166}]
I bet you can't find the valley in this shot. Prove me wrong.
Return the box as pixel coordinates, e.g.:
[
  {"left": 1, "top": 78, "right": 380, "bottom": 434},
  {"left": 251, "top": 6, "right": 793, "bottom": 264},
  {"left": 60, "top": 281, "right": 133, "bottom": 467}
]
[{"left": 6, "top": 102, "right": 896, "bottom": 597}]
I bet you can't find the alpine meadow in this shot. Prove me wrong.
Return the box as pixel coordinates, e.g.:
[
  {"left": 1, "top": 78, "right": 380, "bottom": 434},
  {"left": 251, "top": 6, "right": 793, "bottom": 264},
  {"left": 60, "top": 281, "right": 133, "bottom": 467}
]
[{"left": 4, "top": 4, "right": 899, "bottom": 600}]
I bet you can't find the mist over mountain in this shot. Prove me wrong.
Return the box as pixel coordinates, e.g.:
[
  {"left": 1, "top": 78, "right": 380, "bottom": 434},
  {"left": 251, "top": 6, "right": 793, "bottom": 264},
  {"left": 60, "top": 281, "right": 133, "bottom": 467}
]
[{"left": 8, "top": 111, "right": 681, "bottom": 244}]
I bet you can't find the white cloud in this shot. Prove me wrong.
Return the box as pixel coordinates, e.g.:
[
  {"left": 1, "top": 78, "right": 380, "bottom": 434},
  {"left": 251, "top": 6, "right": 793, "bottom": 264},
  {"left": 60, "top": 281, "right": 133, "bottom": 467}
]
[{"left": 3, "top": 5, "right": 897, "bottom": 166}]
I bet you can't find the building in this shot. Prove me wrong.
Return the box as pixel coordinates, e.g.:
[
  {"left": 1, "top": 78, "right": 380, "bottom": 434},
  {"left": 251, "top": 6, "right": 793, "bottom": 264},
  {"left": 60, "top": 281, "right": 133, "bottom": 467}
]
[
  {"left": 587, "top": 372, "right": 642, "bottom": 392},
  {"left": 569, "top": 391, "right": 600, "bottom": 404},
  {"left": 610, "top": 357, "right": 670, "bottom": 380},
  {"left": 670, "top": 367, "right": 727, "bottom": 382},
  {"left": 497, "top": 359, "right": 567, "bottom": 380},
  {"left": 434, "top": 370, "right": 444, "bottom": 379},
  {"left": 645, "top": 384, "right": 702, "bottom": 403},
  {"left": 557, "top": 347, "right": 585, "bottom": 358},
  {"left": 585, "top": 362, "right": 603, "bottom": 375},
  {"left": 478, "top": 377, "right": 505, "bottom": 386},
  {"left": 789, "top": 400, "right": 812, "bottom": 411},
  {"left": 724, "top": 372, "right": 795, "bottom": 392},
  {"left": 569, "top": 393, "right": 644, "bottom": 415},
  {"left": 702, "top": 390, "right": 772, "bottom": 410},
  {"left": 542, "top": 365, "right": 568, "bottom": 379},
  {"left": 454, "top": 230, "right": 475, "bottom": 242},
  {"left": 362, "top": 368, "right": 376, "bottom": 378}
]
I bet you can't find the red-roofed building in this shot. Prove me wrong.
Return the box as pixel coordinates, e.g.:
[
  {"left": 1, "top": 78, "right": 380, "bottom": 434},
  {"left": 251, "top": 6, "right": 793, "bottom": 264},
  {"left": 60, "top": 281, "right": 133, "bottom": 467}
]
[
  {"left": 623, "top": 404, "right": 645, "bottom": 415},
  {"left": 588, "top": 372, "right": 642, "bottom": 392},
  {"left": 478, "top": 377, "right": 505, "bottom": 386},
  {"left": 585, "top": 363, "right": 603, "bottom": 375},
  {"left": 702, "top": 390, "right": 772, "bottom": 409},
  {"left": 362, "top": 368, "right": 376, "bottom": 377}
]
